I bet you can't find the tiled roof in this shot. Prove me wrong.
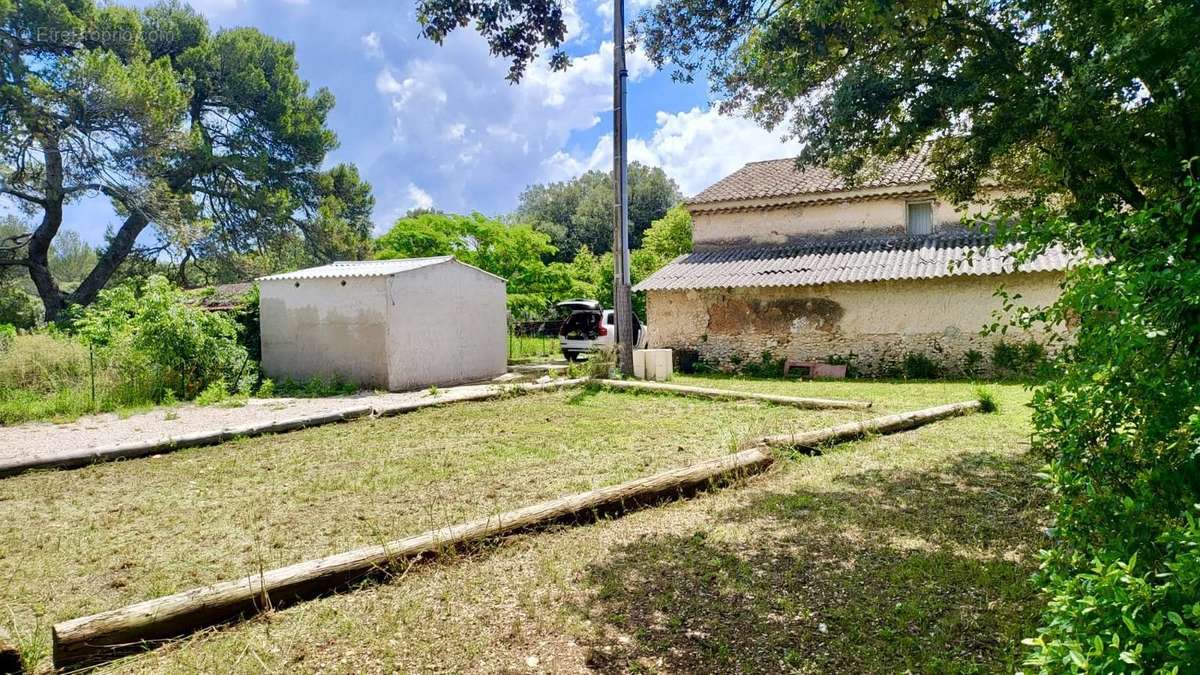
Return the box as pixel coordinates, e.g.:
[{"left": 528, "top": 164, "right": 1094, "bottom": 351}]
[
  {"left": 190, "top": 282, "right": 254, "bottom": 310},
  {"left": 633, "top": 233, "right": 1077, "bottom": 292},
  {"left": 257, "top": 257, "right": 455, "bottom": 281},
  {"left": 689, "top": 148, "right": 934, "bottom": 206}
]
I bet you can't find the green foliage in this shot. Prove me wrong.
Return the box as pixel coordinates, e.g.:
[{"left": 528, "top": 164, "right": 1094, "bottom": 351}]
[
  {"left": 975, "top": 387, "right": 998, "bottom": 414},
  {"left": 1, "top": 0, "right": 369, "bottom": 318},
  {"left": 991, "top": 340, "right": 1046, "bottom": 379},
  {"left": 275, "top": 375, "right": 357, "bottom": 398},
  {"left": 0, "top": 332, "right": 126, "bottom": 424},
  {"left": 642, "top": 205, "right": 693, "bottom": 261},
  {"left": 195, "top": 379, "right": 232, "bottom": 406},
  {"left": 515, "top": 163, "right": 681, "bottom": 260},
  {"left": 0, "top": 284, "right": 38, "bottom": 329},
  {"left": 902, "top": 352, "right": 942, "bottom": 380},
  {"left": 255, "top": 378, "right": 275, "bottom": 398},
  {"left": 1017, "top": 177, "right": 1200, "bottom": 673},
  {"left": 1023, "top": 515, "right": 1200, "bottom": 671},
  {"left": 74, "top": 275, "right": 249, "bottom": 400},
  {"left": 963, "top": 349, "right": 985, "bottom": 379},
  {"left": 375, "top": 211, "right": 570, "bottom": 315}
]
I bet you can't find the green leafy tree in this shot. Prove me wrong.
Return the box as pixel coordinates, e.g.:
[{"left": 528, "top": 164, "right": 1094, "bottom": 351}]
[
  {"left": 642, "top": 205, "right": 693, "bottom": 261},
  {"left": 375, "top": 212, "right": 571, "bottom": 315},
  {"left": 0, "top": 0, "right": 372, "bottom": 319},
  {"left": 515, "top": 162, "right": 681, "bottom": 260}
]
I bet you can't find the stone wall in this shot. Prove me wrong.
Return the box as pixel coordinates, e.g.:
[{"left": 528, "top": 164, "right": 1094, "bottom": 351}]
[{"left": 644, "top": 271, "right": 1064, "bottom": 377}]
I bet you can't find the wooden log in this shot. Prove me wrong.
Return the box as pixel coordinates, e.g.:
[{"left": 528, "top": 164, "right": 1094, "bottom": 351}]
[
  {"left": 753, "top": 400, "right": 982, "bottom": 452},
  {"left": 0, "top": 626, "right": 21, "bottom": 675},
  {"left": 596, "top": 379, "right": 871, "bottom": 410},
  {"left": 0, "top": 379, "right": 588, "bottom": 479},
  {"left": 51, "top": 447, "right": 775, "bottom": 670}
]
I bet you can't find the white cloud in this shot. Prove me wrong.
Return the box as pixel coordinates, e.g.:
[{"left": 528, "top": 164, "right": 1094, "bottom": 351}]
[
  {"left": 361, "top": 32, "right": 382, "bottom": 59},
  {"left": 597, "top": 0, "right": 656, "bottom": 21},
  {"left": 369, "top": 34, "right": 656, "bottom": 213},
  {"left": 405, "top": 183, "right": 435, "bottom": 211},
  {"left": 547, "top": 107, "right": 803, "bottom": 196}
]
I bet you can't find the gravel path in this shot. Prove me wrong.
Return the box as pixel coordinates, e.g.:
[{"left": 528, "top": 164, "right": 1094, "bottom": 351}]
[{"left": 0, "top": 379, "right": 568, "bottom": 468}]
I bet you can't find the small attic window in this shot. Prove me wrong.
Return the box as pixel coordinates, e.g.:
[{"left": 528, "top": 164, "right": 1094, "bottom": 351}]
[{"left": 906, "top": 201, "right": 934, "bottom": 235}]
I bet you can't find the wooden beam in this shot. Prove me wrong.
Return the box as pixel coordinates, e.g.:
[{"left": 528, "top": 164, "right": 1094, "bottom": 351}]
[
  {"left": 597, "top": 378, "right": 871, "bottom": 410},
  {"left": 754, "top": 400, "right": 982, "bottom": 452},
  {"left": 52, "top": 447, "right": 774, "bottom": 670}
]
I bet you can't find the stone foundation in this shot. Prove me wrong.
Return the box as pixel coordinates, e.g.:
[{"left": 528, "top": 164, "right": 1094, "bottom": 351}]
[{"left": 645, "top": 273, "right": 1064, "bottom": 378}]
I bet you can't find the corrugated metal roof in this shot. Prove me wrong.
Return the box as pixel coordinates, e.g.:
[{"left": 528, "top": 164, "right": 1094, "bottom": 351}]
[
  {"left": 689, "top": 147, "right": 934, "bottom": 206},
  {"left": 257, "top": 257, "right": 454, "bottom": 281},
  {"left": 633, "top": 233, "right": 1078, "bottom": 292}
]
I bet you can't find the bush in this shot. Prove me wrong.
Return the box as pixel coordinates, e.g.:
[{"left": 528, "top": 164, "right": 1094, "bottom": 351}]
[
  {"left": 275, "top": 375, "right": 358, "bottom": 398},
  {"left": 0, "top": 323, "right": 15, "bottom": 351},
  {"left": 963, "top": 349, "right": 984, "bottom": 377},
  {"left": 1020, "top": 174, "right": 1200, "bottom": 672},
  {"left": 74, "top": 275, "right": 250, "bottom": 401},
  {"left": 0, "top": 284, "right": 38, "bottom": 329},
  {"left": 992, "top": 339, "right": 1046, "bottom": 378},
  {"left": 902, "top": 351, "right": 942, "bottom": 379}
]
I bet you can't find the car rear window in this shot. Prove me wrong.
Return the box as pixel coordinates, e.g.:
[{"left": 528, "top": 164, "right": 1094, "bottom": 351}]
[{"left": 560, "top": 312, "right": 600, "bottom": 336}]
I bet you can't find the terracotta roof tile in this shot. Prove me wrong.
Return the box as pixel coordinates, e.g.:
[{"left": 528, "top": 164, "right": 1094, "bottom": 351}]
[
  {"left": 689, "top": 148, "right": 935, "bottom": 206},
  {"left": 633, "top": 233, "right": 1078, "bottom": 292}
]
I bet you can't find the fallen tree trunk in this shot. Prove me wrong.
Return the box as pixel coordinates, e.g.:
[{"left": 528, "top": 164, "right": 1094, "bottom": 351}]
[
  {"left": 0, "top": 626, "right": 20, "bottom": 674},
  {"left": 596, "top": 379, "right": 871, "bottom": 410},
  {"left": 753, "top": 400, "right": 982, "bottom": 452},
  {"left": 52, "top": 447, "right": 774, "bottom": 670}
]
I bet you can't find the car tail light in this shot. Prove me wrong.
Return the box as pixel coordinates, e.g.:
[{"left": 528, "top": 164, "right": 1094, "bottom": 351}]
[{"left": 598, "top": 323, "right": 608, "bottom": 336}]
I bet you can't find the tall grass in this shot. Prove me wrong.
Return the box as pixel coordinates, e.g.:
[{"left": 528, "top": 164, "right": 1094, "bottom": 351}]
[{"left": 0, "top": 333, "right": 159, "bottom": 425}]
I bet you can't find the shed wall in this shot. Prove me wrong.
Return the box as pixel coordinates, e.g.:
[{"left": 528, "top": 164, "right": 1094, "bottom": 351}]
[
  {"left": 259, "top": 276, "right": 391, "bottom": 387},
  {"left": 645, "top": 271, "right": 1064, "bottom": 377},
  {"left": 385, "top": 262, "right": 507, "bottom": 390}
]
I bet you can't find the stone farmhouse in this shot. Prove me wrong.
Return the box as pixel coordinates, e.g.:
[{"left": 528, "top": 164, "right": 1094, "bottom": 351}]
[{"left": 634, "top": 149, "right": 1074, "bottom": 377}]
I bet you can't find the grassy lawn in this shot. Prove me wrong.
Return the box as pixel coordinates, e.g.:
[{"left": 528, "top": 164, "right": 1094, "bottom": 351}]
[{"left": 0, "top": 379, "right": 1044, "bottom": 673}]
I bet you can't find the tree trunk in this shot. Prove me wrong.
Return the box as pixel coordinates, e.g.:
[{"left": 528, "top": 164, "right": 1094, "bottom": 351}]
[
  {"left": 63, "top": 210, "right": 150, "bottom": 312},
  {"left": 26, "top": 138, "right": 67, "bottom": 321}
]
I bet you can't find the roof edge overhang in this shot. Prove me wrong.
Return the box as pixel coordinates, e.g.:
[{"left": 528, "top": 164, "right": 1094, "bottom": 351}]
[{"left": 686, "top": 182, "right": 936, "bottom": 214}]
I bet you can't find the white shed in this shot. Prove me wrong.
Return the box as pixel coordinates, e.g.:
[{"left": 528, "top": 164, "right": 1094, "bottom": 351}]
[{"left": 257, "top": 257, "right": 507, "bottom": 391}]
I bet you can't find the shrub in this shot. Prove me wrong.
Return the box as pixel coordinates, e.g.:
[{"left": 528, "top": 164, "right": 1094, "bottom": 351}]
[
  {"left": 1019, "top": 174, "right": 1200, "bottom": 672},
  {"left": 0, "top": 323, "right": 15, "bottom": 351},
  {"left": 974, "top": 386, "right": 998, "bottom": 413},
  {"left": 992, "top": 339, "right": 1046, "bottom": 378},
  {"left": 902, "top": 351, "right": 941, "bottom": 379},
  {"left": 963, "top": 349, "right": 984, "bottom": 377},
  {"left": 0, "top": 284, "right": 38, "bottom": 329},
  {"left": 195, "top": 379, "right": 231, "bottom": 406},
  {"left": 74, "top": 275, "right": 249, "bottom": 400},
  {"left": 275, "top": 375, "right": 358, "bottom": 398}
]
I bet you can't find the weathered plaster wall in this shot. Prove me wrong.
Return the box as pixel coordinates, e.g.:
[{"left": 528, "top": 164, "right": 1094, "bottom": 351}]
[
  {"left": 385, "top": 262, "right": 508, "bottom": 390},
  {"left": 691, "top": 188, "right": 1005, "bottom": 248},
  {"left": 645, "top": 272, "right": 1064, "bottom": 376},
  {"left": 260, "top": 276, "right": 391, "bottom": 387}
]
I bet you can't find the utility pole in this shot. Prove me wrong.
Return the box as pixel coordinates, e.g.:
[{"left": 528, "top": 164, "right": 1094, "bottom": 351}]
[{"left": 611, "top": 0, "right": 635, "bottom": 376}]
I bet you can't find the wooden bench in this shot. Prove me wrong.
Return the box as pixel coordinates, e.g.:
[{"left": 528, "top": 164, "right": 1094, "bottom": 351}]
[{"left": 783, "top": 360, "right": 848, "bottom": 379}]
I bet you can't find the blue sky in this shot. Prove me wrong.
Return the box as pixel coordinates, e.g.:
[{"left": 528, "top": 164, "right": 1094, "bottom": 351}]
[{"left": 43, "top": 0, "right": 803, "bottom": 245}]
